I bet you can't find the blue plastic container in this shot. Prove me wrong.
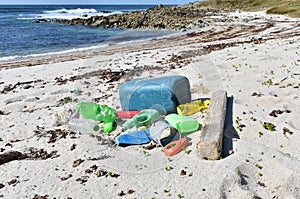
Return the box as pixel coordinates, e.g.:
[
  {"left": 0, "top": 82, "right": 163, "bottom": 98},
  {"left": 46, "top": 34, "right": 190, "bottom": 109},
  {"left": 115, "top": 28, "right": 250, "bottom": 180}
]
[{"left": 119, "top": 75, "right": 191, "bottom": 114}]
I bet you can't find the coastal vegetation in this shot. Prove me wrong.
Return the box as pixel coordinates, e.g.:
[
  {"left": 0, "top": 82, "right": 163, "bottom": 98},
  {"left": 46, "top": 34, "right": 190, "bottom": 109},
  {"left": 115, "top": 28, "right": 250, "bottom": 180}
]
[{"left": 196, "top": 0, "right": 300, "bottom": 18}]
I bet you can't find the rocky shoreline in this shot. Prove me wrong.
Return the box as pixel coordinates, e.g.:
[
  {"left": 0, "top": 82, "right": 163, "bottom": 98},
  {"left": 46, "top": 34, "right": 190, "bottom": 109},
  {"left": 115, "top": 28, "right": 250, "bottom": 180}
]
[{"left": 40, "top": 4, "right": 233, "bottom": 30}]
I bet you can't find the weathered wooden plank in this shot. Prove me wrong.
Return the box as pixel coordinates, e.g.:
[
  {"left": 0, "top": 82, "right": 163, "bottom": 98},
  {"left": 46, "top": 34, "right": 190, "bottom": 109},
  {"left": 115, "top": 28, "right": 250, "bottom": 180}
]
[{"left": 196, "top": 90, "right": 227, "bottom": 160}]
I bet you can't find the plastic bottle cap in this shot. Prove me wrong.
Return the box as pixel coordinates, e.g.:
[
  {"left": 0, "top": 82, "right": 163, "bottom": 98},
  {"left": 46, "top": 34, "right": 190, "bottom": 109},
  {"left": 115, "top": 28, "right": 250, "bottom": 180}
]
[{"left": 93, "top": 124, "right": 100, "bottom": 131}]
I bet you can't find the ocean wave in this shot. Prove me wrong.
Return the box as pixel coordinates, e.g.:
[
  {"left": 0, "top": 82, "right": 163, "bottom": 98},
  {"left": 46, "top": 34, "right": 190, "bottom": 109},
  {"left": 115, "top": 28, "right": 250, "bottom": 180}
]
[
  {"left": 37, "top": 8, "right": 124, "bottom": 20},
  {"left": 0, "top": 44, "right": 108, "bottom": 62},
  {"left": 17, "top": 17, "right": 35, "bottom": 20},
  {"left": 38, "top": 8, "right": 97, "bottom": 19},
  {"left": 44, "top": 8, "right": 98, "bottom": 15},
  {"left": 17, "top": 13, "right": 37, "bottom": 20}
]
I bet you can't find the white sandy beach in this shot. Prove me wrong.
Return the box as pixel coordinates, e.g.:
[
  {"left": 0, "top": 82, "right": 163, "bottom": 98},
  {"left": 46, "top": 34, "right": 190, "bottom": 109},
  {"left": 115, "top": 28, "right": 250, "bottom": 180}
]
[{"left": 0, "top": 11, "right": 300, "bottom": 198}]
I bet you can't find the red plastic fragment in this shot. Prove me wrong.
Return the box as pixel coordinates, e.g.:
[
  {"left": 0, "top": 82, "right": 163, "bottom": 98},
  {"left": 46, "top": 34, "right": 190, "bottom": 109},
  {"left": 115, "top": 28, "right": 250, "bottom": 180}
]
[{"left": 116, "top": 110, "right": 141, "bottom": 118}]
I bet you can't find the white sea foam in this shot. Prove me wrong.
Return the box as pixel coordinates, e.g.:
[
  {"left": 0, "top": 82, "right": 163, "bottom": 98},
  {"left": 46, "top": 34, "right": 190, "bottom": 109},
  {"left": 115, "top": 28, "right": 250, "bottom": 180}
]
[
  {"left": 17, "top": 13, "right": 37, "bottom": 20},
  {"left": 36, "top": 8, "right": 123, "bottom": 20},
  {"left": 17, "top": 17, "right": 34, "bottom": 20},
  {"left": 44, "top": 8, "right": 98, "bottom": 14}
]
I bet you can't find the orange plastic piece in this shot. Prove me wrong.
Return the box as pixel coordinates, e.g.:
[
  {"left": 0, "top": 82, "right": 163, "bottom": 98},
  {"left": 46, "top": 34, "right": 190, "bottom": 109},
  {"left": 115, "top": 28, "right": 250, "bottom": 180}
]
[{"left": 163, "top": 137, "right": 188, "bottom": 156}]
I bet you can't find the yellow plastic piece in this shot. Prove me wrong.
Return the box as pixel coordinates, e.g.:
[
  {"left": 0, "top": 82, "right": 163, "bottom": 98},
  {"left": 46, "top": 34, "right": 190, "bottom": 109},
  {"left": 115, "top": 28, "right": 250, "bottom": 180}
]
[
  {"left": 177, "top": 99, "right": 210, "bottom": 116},
  {"left": 138, "top": 126, "right": 147, "bottom": 130},
  {"left": 201, "top": 99, "right": 210, "bottom": 111}
]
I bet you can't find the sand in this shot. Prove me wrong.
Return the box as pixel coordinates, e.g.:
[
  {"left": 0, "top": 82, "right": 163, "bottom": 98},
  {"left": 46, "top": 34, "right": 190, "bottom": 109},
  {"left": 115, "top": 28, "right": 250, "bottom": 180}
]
[{"left": 0, "top": 11, "right": 300, "bottom": 198}]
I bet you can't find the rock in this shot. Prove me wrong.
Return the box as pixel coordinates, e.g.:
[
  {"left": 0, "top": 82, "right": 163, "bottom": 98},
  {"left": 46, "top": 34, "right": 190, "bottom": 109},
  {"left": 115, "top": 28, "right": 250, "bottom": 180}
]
[
  {"left": 157, "top": 4, "right": 164, "bottom": 9},
  {"left": 35, "top": 19, "right": 50, "bottom": 23},
  {"left": 51, "top": 3, "right": 231, "bottom": 30}
]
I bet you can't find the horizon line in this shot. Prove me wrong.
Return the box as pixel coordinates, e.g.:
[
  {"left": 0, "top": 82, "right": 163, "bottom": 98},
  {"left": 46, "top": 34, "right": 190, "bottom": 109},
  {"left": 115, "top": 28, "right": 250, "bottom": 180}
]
[{"left": 0, "top": 3, "right": 179, "bottom": 5}]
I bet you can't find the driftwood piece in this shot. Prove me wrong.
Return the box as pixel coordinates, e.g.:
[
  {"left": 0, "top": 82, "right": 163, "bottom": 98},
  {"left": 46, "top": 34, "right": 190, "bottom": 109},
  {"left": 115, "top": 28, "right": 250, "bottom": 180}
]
[
  {"left": 0, "top": 151, "right": 23, "bottom": 165},
  {"left": 196, "top": 90, "right": 227, "bottom": 160}
]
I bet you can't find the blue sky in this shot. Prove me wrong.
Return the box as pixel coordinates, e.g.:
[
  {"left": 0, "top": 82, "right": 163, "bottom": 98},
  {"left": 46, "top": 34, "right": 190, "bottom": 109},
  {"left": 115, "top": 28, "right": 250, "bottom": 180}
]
[{"left": 0, "top": 0, "right": 195, "bottom": 5}]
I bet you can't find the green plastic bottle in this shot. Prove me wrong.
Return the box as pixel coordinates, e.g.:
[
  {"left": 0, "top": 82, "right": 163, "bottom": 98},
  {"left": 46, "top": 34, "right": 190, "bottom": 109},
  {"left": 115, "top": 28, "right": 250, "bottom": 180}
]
[
  {"left": 165, "top": 114, "right": 199, "bottom": 134},
  {"left": 123, "top": 109, "right": 160, "bottom": 131},
  {"left": 76, "top": 101, "right": 116, "bottom": 133},
  {"left": 76, "top": 101, "right": 99, "bottom": 120}
]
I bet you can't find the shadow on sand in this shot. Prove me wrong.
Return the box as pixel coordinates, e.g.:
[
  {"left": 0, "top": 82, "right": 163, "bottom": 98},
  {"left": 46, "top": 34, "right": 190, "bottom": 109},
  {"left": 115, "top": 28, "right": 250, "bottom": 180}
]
[{"left": 222, "top": 96, "right": 240, "bottom": 158}]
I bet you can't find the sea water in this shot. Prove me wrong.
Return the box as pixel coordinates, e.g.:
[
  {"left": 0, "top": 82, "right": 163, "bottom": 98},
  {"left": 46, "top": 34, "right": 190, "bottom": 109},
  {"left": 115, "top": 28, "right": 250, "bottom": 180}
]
[{"left": 0, "top": 4, "right": 176, "bottom": 62}]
